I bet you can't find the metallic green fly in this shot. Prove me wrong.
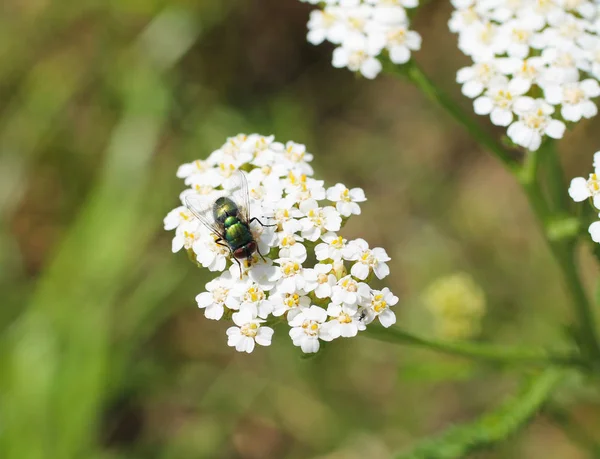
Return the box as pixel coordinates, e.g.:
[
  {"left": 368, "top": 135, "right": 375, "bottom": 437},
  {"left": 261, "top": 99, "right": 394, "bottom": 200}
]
[{"left": 184, "top": 170, "right": 274, "bottom": 277}]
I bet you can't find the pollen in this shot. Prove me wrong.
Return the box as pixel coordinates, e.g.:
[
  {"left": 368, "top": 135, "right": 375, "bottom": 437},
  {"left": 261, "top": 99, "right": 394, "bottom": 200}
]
[
  {"left": 386, "top": 28, "right": 407, "bottom": 46},
  {"left": 241, "top": 322, "right": 258, "bottom": 338},
  {"left": 339, "top": 312, "right": 352, "bottom": 324},
  {"left": 372, "top": 300, "right": 387, "bottom": 313},
  {"left": 348, "top": 16, "right": 366, "bottom": 31},
  {"left": 588, "top": 173, "right": 600, "bottom": 192},
  {"left": 331, "top": 236, "right": 344, "bottom": 248},
  {"left": 283, "top": 261, "right": 301, "bottom": 276},
  {"left": 341, "top": 188, "right": 351, "bottom": 202},
  {"left": 342, "top": 278, "right": 358, "bottom": 292},
  {"left": 246, "top": 287, "right": 264, "bottom": 303},
  {"left": 564, "top": 87, "right": 585, "bottom": 105},
  {"left": 213, "top": 287, "right": 229, "bottom": 303}
]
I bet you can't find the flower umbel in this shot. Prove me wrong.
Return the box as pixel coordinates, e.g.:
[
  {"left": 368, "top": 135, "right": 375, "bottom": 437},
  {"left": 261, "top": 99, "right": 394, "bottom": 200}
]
[
  {"left": 301, "top": 0, "right": 422, "bottom": 79},
  {"left": 449, "top": 0, "right": 600, "bottom": 151},
  {"left": 165, "top": 133, "right": 398, "bottom": 354}
]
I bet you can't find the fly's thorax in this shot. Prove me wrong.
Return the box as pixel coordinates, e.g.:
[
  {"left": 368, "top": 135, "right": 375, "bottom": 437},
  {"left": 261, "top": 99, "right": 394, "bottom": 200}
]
[{"left": 213, "top": 196, "right": 239, "bottom": 224}]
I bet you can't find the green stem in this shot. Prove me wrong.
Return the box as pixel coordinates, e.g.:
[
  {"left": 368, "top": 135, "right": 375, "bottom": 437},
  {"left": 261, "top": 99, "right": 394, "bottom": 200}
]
[
  {"left": 541, "top": 140, "right": 570, "bottom": 213},
  {"left": 364, "top": 326, "right": 582, "bottom": 367},
  {"left": 386, "top": 60, "right": 600, "bottom": 365}
]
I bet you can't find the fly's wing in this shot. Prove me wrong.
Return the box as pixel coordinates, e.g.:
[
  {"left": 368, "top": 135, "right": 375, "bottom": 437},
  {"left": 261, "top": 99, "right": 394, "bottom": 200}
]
[
  {"left": 224, "top": 170, "right": 251, "bottom": 223},
  {"left": 184, "top": 194, "right": 223, "bottom": 239}
]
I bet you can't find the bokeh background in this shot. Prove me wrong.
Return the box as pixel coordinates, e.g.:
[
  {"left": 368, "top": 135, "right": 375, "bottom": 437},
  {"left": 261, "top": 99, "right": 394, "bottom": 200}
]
[{"left": 2, "top": 1, "right": 600, "bottom": 458}]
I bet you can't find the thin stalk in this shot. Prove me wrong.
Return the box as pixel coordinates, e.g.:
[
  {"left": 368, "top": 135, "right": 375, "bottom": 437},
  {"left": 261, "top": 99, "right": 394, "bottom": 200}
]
[
  {"left": 364, "top": 326, "right": 582, "bottom": 367},
  {"left": 385, "top": 60, "right": 600, "bottom": 364},
  {"left": 541, "top": 140, "right": 570, "bottom": 213}
]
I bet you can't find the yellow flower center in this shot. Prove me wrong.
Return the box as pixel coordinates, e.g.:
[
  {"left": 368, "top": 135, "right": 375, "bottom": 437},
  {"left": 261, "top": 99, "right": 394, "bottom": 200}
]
[
  {"left": 219, "top": 163, "right": 235, "bottom": 177},
  {"left": 284, "top": 293, "right": 301, "bottom": 308},
  {"left": 511, "top": 28, "right": 530, "bottom": 43},
  {"left": 317, "top": 273, "right": 328, "bottom": 284},
  {"left": 339, "top": 312, "right": 353, "bottom": 324},
  {"left": 372, "top": 298, "right": 388, "bottom": 313},
  {"left": 301, "top": 320, "right": 320, "bottom": 336},
  {"left": 492, "top": 89, "right": 513, "bottom": 109},
  {"left": 245, "top": 287, "right": 264, "bottom": 303},
  {"left": 194, "top": 184, "right": 213, "bottom": 194},
  {"left": 241, "top": 322, "right": 258, "bottom": 338},
  {"left": 564, "top": 87, "right": 585, "bottom": 105},
  {"left": 281, "top": 235, "right": 296, "bottom": 247},
  {"left": 213, "top": 287, "right": 229, "bottom": 303},
  {"left": 523, "top": 109, "right": 547, "bottom": 130},
  {"left": 348, "top": 16, "right": 366, "bottom": 31},
  {"left": 519, "top": 60, "right": 537, "bottom": 79},
  {"left": 341, "top": 277, "right": 358, "bottom": 292},
  {"left": 348, "top": 50, "right": 367, "bottom": 69},
  {"left": 282, "top": 261, "right": 301, "bottom": 277},
  {"left": 386, "top": 28, "right": 407, "bottom": 46},
  {"left": 588, "top": 173, "right": 600, "bottom": 193}
]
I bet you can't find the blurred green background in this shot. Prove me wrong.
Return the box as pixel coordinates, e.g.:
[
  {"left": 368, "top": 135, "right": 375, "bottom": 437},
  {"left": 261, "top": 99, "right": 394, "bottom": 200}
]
[{"left": 2, "top": 1, "right": 600, "bottom": 458}]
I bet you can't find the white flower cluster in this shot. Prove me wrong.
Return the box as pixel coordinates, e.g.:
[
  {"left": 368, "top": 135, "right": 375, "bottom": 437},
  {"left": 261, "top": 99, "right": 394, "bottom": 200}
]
[
  {"left": 450, "top": 0, "right": 600, "bottom": 151},
  {"left": 569, "top": 149, "right": 600, "bottom": 242},
  {"left": 301, "top": 0, "right": 422, "bottom": 79},
  {"left": 164, "top": 134, "right": 398, "bottom": 354}
]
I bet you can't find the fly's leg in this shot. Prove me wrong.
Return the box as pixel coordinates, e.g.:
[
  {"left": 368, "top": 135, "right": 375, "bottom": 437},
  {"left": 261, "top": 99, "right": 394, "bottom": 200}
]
[
  {"left": 216, "top": 238, "right": 243, "bottom": 279},
  {"left": 249, "top": 217, "right": 277, "bottom": 228},
  {"left": 257, "top": 245, "right": 267, "bottom": 262}
]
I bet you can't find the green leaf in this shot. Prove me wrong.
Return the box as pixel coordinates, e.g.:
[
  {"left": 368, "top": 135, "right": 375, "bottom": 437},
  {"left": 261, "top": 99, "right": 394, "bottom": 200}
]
[{"left": 395, "top": 369, "right": 563, "bottom": 459}]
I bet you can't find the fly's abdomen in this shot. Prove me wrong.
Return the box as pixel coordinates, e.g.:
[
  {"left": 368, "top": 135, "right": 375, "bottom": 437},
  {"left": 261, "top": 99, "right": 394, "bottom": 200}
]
[{"left": 225, "top": 221, "right": 253, "bottom": 250}]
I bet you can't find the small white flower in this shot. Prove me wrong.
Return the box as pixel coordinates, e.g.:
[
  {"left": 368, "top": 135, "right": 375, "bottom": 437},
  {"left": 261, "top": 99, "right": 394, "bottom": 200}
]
[
  {"left": 315, "top": 232, "right": 347, "bottom": 261},
  {"left": 569, "top": 169, "right": 600, "bottom": 209},
  {"left": 289, "top": 305, "right": 339, "bottom": 353},
  {"left": 271, "top": 290, "right": 311, "bottom": 318},
  {"left": 275, "top": 255, "right": 317, "bottom": 294},
  {"left": 275, "top": 220, "right": 307, "bottom": 260},
  {"left": 164, "top": 206, "right": 194, "bottom": 231},
  {"left": 456, "top": 61, "right": 503, "bottom": 98},
  {"left": 473, "top": 77, "right": 529, "bottom": 126},
  {"left": 196, "top": 273, "right": 237, "bottom": 320},
  {"left": 544, "top": 79, "right": 600, "bottom": 122},
  {"left": 326, "top": 183, "right": 366, "bottom": 216},
  {"left": 171, "top": 221, "right": 202, "bottom": 253},
  {"left": 192, "top": 234, "right": 229, "bottom": 272},
  {"left": 176, "top": 159, "right": 211, "bottom": 179},
  {"left": 307, "top": 8, "right": 346, "bottom": 46},
  {"left": 226, "top": 309, "right": 274, "bottom": 353},
  {"left": 363, "top": 287, "right": 399, "bottom": 327},
  {"left": 314, "top": 263, "right": 338, "bottom": 298},
  {"left": 507, "top": 97, "right": 566, "bottom": 151},
  {"left": 389, "top": 28, "right": 422, "bottom": 63},
  {"left": 230, "top": 280, "right": 274, "bottom": 318},
  {"left": 331, "top": 275, "right": 371, "bottom": 307},
  {"left": 344, "top": 238, "right": 391, "bottom": 280},
  {"left": 299, "top": 199, "right": 342, "bottom": 241},
  {"left": 326, "top": 303, "right": 366, "bottom": 337},
  {"left": 332, "top": 36, "right": 383, "bottom": 79}
]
